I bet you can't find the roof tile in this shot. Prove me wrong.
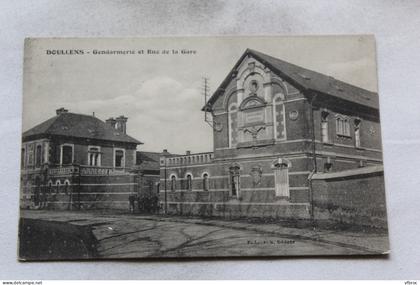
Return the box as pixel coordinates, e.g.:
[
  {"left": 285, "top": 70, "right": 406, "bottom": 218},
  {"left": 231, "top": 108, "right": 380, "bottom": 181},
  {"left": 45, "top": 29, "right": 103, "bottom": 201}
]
[
  {"left": 22, "top": 112, "right": 142, "bottom": 144},
  {"left": 205, "top": 49, "right": 379, "bottom": 110}
]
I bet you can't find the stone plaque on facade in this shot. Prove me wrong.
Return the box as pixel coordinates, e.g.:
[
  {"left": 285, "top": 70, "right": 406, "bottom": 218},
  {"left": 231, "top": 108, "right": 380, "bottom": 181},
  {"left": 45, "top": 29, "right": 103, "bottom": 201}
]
[{"left": 244, "top": 109, "right": 265, "bottom": 125}]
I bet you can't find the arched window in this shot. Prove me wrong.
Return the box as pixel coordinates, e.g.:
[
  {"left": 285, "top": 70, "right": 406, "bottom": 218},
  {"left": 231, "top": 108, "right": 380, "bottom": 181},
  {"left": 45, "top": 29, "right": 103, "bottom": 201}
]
[
  {"left": 64, "top": 180, "right": 70, "bottom": 195},
  {"left": 354, "top": 119, "right": 361, "bottom": 148},
  {"left": 170, "top": 175, "right": 176, "bottom": 191},
  {"left": 156, "top": 182, "right": 160, "bottom": 194},
  {"left": 321, "top": 111, "right": 329, "bottom": 143},
  {"left": 203, "top": 173, "right": 209, "bottom": 191},
  {"left": 229, "top": 165, "right": 240, "bottom": 198},
  {"left": 186, "top": 174, "right": 192, "bottom": 191},
  {"left": 55, "top": 180, "right": 61, "bottom": 194},
  {"left": 273, "top": 94, "right": 286, "bottom": 140},
  {"left": 228, "top": 104, "right": 238, "bottom": 148}
]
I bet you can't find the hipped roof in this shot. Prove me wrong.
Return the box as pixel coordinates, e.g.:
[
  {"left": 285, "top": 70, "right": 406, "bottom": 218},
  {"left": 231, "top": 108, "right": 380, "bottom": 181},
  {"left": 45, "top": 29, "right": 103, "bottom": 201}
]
[{"left": 22, "top": 112, "right": 142, "bottom": 144}]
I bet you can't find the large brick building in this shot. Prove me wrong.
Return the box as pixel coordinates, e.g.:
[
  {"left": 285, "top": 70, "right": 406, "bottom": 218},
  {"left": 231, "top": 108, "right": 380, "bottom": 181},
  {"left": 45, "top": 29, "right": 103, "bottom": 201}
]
[
  {"left": 159, "top": 49, "right": 384, "bottom": 221},
  {"left": 20, "top": 108, "right": 158, "bottom": 211}
]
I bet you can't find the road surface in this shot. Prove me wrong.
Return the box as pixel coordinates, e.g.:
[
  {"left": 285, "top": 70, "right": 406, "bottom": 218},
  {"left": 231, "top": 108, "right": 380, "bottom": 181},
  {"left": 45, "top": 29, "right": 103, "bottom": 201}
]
[{"left": 20, "top": 210, "right": 388, "bottom": 259}]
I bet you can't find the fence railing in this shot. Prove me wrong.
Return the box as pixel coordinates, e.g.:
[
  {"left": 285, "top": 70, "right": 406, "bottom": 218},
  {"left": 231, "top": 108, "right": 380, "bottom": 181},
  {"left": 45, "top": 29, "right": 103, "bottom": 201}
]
[
  {"left": 47, "top": 165, "right": 130, "bottom": 176},
  {"left": 162, "top": 152, "right": 214, "bottom": 167}
]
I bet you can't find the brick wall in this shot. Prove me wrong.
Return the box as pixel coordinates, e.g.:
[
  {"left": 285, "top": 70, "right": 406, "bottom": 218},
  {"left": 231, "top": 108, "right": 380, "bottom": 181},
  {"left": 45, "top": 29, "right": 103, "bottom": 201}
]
[
  {"left": 160, "top": 155, "right": 313, "bottom": 218},
  {"left": 21, "top": 172, "right": 137, "bottom": 211},
  {"left": 311, "top": 165, "right": 388, "bottom": 228}
]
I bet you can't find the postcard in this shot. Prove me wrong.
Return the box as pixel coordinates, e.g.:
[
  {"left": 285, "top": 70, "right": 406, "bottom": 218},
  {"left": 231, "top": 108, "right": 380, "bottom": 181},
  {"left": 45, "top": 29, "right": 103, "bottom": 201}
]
[{"left": 19, "top": 36, "right": 389, "bottom": 260}]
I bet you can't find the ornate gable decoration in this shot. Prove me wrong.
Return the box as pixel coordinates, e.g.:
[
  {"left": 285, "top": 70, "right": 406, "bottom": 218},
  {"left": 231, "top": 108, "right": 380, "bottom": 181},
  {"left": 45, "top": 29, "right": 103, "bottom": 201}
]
[{"left": 239, "top": 95, "right": 266, "bottom": 111}]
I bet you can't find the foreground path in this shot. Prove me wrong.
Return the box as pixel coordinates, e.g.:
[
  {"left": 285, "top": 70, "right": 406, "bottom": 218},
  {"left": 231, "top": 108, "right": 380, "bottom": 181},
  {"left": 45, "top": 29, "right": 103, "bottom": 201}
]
[{"left": 20, "top": 210, "right": 388, "bottom": 259}]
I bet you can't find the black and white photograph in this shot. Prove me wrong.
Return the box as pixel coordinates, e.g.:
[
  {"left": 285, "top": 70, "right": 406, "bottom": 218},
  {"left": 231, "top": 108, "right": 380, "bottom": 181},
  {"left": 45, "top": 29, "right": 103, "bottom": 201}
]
[{"left": 19, "top": 36, "right": 389, "bottom": 260}]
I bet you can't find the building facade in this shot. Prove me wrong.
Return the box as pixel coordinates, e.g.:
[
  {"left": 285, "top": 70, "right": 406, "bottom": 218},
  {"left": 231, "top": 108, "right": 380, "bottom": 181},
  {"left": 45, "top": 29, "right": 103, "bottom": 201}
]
[
  {"left": 21, "top": 108, "right": 147, "bottom": 210},
  {"left": 159, "top": 49, "right": 384, "bottom": 220}
]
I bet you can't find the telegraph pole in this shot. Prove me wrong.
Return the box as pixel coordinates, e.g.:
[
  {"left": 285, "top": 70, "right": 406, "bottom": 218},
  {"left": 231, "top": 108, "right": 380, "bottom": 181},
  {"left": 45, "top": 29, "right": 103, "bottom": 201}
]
[{"left": 203, "top": 77, "right": 209, "bottom": 122}]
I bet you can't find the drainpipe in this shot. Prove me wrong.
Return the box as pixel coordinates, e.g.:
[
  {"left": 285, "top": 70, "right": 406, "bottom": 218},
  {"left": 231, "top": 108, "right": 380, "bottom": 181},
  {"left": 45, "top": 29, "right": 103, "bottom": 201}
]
[
  {"left": 308, "top": 170, "right": 316, "bottom": 224},
  {"left": 308, "top": 93, "right": 318, "bottom": 226},
  {"left": 163, "top": 152, "right": 167, "bottom": 215},
  {"left": 69, "top": 168, "right": 73, "bottom": 211},
  {"left": 77, "top": 163, "right": 81, "bottom": 210},
  {"left": 310, "top": 93, "right": 318, "bottom": 173}
]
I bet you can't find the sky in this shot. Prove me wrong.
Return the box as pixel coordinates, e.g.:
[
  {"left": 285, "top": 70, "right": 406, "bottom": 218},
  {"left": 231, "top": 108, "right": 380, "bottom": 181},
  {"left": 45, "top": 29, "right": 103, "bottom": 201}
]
[{"left": 22, "top": 36, "right": 377, "bottom": 154}]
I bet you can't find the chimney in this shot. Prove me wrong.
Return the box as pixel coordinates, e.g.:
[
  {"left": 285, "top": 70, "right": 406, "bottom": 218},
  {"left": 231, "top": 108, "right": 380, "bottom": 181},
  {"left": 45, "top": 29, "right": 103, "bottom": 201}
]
[
  {"left": 115, "top": 115, "right": 128, "bottom": 134},
  {"left": 106, "top": 117, "right": 117, "bottom": 129},
  {"left": 186, "top": 150, "right": 191, "bottom": 155},
  {"left": 56, "top": 107, "right": 68, "bottom": 115},
  {"left": 160, "top": 149, "right": 169, "bottom": 165}
]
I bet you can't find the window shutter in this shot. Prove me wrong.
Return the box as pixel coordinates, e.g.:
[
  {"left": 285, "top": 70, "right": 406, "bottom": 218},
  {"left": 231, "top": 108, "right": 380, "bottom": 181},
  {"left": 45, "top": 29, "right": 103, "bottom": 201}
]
[{"left": 274, "top": 166, "right": 289, "bottom": 197}]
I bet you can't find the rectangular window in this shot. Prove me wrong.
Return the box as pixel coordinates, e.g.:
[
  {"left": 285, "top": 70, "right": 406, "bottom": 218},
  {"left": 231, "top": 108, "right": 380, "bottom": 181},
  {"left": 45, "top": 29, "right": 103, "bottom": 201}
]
[
  {"left": 336, "top": 118, "right": 343, "bottom": 135},
  {"left": 88, "top": 146, "right": 101, "bottom": 166},
  {"left": 344, "top": 119, "right": 350, "bottom": 136},
  {"left": 61, "top": 144, "right": 73, "bottom": 165},
  {"left": 336, "top": 116, "right": 350, "bottom": 137},
  {"left": 35, "top": 145, "right": 42, "bottom": 168},
  {"left": 114, "top": 149, "right": 125, "bottom": 168},
  {"left": 27, "top": 144, "right": 34, "bottom": 166}
]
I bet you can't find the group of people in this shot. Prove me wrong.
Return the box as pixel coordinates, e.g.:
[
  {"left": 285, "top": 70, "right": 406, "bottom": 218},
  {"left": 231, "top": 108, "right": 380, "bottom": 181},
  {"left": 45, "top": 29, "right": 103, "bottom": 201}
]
[{"left": 129, "top": 194, "right": 160, "bottom": 214}]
